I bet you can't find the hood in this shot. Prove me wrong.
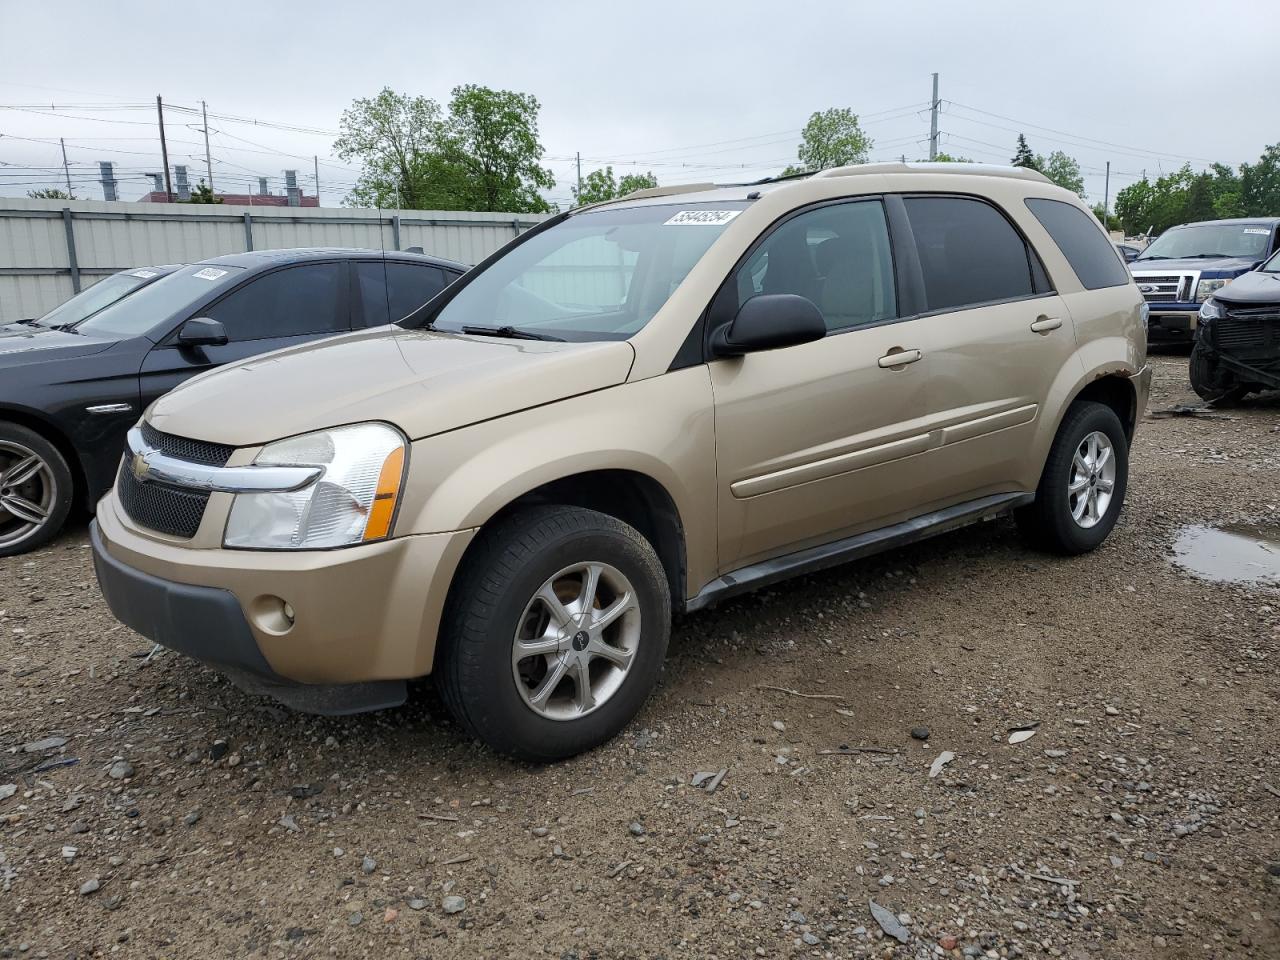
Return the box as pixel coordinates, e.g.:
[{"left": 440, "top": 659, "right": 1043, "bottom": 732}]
[
  {"left": 1130, "top": 256, "right": 1260, "bottom": 277},
  {"left": 148, "top": 326, "right": 636, "bottom": 446},
  {"left": 1213, "top": 269, "right": 1280, "bottom": 307},
  {"left": 0, "top": 324, "right": 116, "bottom": 365}
]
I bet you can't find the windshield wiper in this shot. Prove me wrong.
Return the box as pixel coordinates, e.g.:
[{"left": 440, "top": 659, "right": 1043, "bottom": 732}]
[
  {"left": 460, "top": 324, "right": 565, "bottom": 342},
  {"left": 1135, "top": 255, "right": 1170, "bottom": 261}
]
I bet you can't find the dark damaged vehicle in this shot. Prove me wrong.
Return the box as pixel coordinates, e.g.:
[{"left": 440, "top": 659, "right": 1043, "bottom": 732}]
[
  {"left": 0, "top": 248, "right": 465, "bottom": 557},
  {"left": 1191, "top": 249, "right": 1280, "bottom": 402},
  {"left": 1129, "top": 218, "right": 1280, "bottom": 341}
]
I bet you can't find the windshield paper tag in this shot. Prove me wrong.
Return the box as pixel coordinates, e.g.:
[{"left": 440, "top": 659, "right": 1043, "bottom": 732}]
[
  {"left": 131, "top": 269, "right": 158, "bottom": 279},
  {"left": 664, "top": 209, "right": 741, "bottom": 226},
  {"left": 193, "top": 267, "right": 228, "bottom": 280},
  {"left": 1243, "top": 227, "right": 1268, "bottom": 235}
]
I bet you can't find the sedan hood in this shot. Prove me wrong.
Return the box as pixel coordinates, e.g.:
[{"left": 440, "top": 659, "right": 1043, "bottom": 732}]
[
  {"left": 0, "top": 324, "right": 115, "bottom": 365},
  {"left": 148, "top": 326, "right": 636, "bottom": 446},
  {"left": 1213, "top": 269, "right": 1280, "bottom": 307}
]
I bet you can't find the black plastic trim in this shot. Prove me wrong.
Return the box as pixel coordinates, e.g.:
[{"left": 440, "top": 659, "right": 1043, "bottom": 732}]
[{"left": 684, "top": 492, "right": 1034, "bottom": 612}]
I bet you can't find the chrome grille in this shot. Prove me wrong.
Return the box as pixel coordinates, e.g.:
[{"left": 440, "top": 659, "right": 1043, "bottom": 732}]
[
  {"left": 116, "top": 459, "right": 210, "bottom": 539},
  {"left": 139, "top": 421, "right": 234, "bottom": 467},
  {"left": 1132, "top": 273, "right": 1192, "bottom": 304}
]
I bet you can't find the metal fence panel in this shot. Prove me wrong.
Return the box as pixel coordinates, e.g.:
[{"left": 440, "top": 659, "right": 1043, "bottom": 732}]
[{"left": 0, "top": 198, "right": 548, "bottom": 321}]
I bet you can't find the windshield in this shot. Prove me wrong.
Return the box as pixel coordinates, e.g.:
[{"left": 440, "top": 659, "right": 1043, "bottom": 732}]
[
  {"left": 1136, "top": 223, "right": 1272, "bottom": 262},
  {"left": 425, "top": 201, "right": 751, "bottom": 341},
  {"left": 32, "top": 270, "right": 157, "bottom": 328},
  {"left": 77, "top": 264, "right": 246, "bottom": 340}
]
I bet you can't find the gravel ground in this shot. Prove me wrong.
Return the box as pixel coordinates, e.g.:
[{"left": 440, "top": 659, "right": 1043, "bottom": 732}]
[{"left": 2, "top": 350, "right": 1278, "bottom": 960}]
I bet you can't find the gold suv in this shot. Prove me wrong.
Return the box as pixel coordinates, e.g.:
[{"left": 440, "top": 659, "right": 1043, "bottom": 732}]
[{"left": 92, "top": 164, "right": 1150, "bottom": 760}]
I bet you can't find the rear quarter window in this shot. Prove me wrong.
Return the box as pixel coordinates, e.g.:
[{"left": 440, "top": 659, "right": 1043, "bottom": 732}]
[{"left": 1025, "top": 198, "right": 1130, "bottom": 291}]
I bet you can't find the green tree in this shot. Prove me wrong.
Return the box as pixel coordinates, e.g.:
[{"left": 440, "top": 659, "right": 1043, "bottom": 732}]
[
  {"left": 334, "top": 88, "right": 445, "bottom": 209},
  {"left": 1240, "top": 143, "right": 1280, "bottom": 217},
  {"left": 1036, "top": 150, "right": 1084, "bottom": 196},
  {"left": 1114, "top": 178, "right": 1156, "bottom": 236},
  {"left": 431, "top": 85, "right": 556, "bottom": 213},
  {"left": 27, "top": 187, "right": 74, "bottom": 199},
  {"left": 783, "top": 108, "right": 873, "bottom": 175},
  {"left": 1011, "top": 134, "right": 1038, "bottom": 170},
  {"left": 932, "top": 152, "right": 972, "bottom": 162},
  {"left": 184, "top": 180, "right": 222, "bottom": 204},
  {"left": 572, "top": 166, "right": 658, "bottom": 206},
  {"left": 1091, "top": 202, "right": 1110, "bottom": 230}
]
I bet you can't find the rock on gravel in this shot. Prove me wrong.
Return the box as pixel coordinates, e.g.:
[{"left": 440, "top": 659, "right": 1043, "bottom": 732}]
[
  {"left": 442, "top": 895, "right": 465, "bottom": 914},
  {"left": 868, "top": 899, "right": 909, "bottom": 943}
]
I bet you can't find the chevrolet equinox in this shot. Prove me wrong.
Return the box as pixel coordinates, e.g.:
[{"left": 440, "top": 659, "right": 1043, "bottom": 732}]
[{"left": 91, "top": 163, "right": 1151, "bottom": 761}]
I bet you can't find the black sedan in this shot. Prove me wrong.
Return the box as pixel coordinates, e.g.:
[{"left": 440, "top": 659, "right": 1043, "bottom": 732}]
[{"left": 0, "top": 247, "right": 465, "bottom": 556}]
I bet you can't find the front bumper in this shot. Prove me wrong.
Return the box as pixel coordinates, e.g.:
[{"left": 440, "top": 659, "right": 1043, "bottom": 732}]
[
  {"left": 1145, "top": 303, "right": 1199, "bottom": 340},
  {"left": 92, "top": 496, "right": 476, "bottom": 711}
]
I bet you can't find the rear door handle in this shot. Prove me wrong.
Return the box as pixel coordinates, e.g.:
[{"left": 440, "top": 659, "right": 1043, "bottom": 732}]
[
  {"left": 878, "top": 348, "right": 922, "bottom": 369},
  {"left": 1030, "top": 316, "right": 1063, "bottom": 333}
]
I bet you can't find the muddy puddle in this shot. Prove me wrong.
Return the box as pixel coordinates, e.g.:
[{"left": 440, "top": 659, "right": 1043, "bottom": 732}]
[{"left": 1171, "top": 522, "right": 1280, "bottom": 587}]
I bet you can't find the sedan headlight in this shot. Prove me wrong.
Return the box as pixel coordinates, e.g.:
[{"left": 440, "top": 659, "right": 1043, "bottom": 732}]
[
  {"left": 1196, "top": 278, "right": 1231, "bottom": 302},
  {"left": 1198, "top": 297, "right": 1225, "bottom": 323},
  {"left": 224, "top": 423, "right": 407, "bottom": 549}
]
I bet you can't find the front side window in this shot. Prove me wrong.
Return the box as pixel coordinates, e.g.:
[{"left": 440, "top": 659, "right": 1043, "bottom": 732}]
[
  {"left": 358, "top": 262, "right": 450, "bottom": 326},
  {"left": 1136, "top": 223, "right": 1272, "bottom": 262},
  {"left": 425, "top": 202, "right": 749, "bottom": 341},
  {"left": 1025, "top": 198, "right": 1130, "bottom": 290},
  {"left": 904, "top": 196, "right": 1036, "bottom": 312},
  {"left": 731, "top": 200, "right": 897, "bottom": 332},
  {"left": 204, "top": 263, "right": 346, "bottom": 342}
]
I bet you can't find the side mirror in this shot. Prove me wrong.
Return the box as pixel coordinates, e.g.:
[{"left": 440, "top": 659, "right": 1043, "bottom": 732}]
[
  {"left": 710, "top": 294, "right": 826, "bottom": 358},
  {"left": 177, "top": 317, "right": 228, "bottom": 347}
]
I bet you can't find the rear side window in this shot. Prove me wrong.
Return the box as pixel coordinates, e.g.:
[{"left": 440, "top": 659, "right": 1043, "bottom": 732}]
[
  {"left": 358, "top": 261, "right": 450, "bottom": 326},
  {"left": 1025, "top": 198, "right": 1129, "bottom": 290},
  {"left": 903, "top": 197, "right": 1035, "bottom": 312},
  {"left": 203, "top": 263, "right": 346, "bottom": 342}
]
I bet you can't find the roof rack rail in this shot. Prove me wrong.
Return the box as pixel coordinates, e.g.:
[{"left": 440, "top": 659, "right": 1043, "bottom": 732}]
[
  {"left": 812, "top": 161, "right": 1050, "bottom": 184},
  {"left": 618, "top": 182, "right": 717, "bottom": 201}
]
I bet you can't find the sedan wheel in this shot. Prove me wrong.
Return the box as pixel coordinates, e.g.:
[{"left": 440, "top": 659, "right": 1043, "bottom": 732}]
[{"left": 0, "top": 440, "right": 58, "bottom": 551}]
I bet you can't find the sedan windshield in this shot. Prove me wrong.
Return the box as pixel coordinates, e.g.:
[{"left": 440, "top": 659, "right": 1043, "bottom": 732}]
[
  {"left": 1136, "top": 223, "right": 1272, "bottom": 262},
  {"left": 424, "top": 201, "right": 751, "bottom": 341},
  {"left": 77, "top": 264, "right": 246, "bottom": 340},
  {"left": 32, "top": 270, "right": 159, "bottom": 328}
]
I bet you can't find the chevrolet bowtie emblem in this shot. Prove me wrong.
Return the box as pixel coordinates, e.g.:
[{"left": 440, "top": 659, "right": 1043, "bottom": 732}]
[{"left": 131, "top": 450, "right": 156, "bottom": 482}]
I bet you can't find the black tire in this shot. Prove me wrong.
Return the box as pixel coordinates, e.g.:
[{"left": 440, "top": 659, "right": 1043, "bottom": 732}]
[
  {"left": 436, "top": 505, "right": 671, "bottom": 762},
  {"left": 1189, "top": 341, "right": 1249, "bottom": 405},
  {"left": 1016, "top": 402, "right": 1129, "bottom": 555},
  {"left": 0, "top": 422, "right": 74, "bottom": 558}
]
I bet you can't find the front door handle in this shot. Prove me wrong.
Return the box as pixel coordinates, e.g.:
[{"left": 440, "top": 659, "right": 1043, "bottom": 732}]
[
  {"left": 1030, "top": 316, "right": 1063, "bottom": 334},
  {"left": 878, "top": 348, "right": 922, "bottom": 369}
]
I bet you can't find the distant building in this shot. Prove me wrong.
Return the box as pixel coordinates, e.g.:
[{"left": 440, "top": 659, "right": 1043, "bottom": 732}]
[{"left": 136, "top": 190, "right": 319, "bottom": 207}]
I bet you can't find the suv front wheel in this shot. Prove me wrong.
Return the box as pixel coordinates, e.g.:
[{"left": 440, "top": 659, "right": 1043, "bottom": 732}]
[
  {"left": 1016, "top": 401, "right": 1129, "bottom": 555},
  {"left": 437, "top": 505, "right": 671, "bottom": 761}
]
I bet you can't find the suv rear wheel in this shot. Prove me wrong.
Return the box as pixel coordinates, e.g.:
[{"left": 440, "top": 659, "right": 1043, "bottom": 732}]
[
  {"left": 1016, "top": 401, "right": 1129, "bottom": 555},
  {"left": 437, "top": 505, "right": 671, "bottom": 761},
  {"left": 0, "top": 423, "right": 74, "bottom": 557}
]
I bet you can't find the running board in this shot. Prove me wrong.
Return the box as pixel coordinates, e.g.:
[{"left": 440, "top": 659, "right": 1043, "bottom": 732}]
[{"left": 684, "top": 492, "right": 1034, "bottom": 612}]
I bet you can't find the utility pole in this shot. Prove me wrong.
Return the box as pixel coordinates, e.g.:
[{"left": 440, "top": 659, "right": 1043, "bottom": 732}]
[
  {"left": 1103, "top": 161, "right": 1111, "bottom": 233},
  {"left": 928, "top": 72, "right": 939, "bottom": 161},
  {"left": 156, "top": 95, "right": 173, "bottom": 202},
  {"left": 576, "top": 151, "right": 582, "bottom": 200},
  {"left": 60, "top": 138, "right": 73, "bottom": 197},
  {"left": 200, "top": 100, "right": 214, "bottom": 194},
  {"left": 314, "top": 155, "right": 320, "bottom": 206}
]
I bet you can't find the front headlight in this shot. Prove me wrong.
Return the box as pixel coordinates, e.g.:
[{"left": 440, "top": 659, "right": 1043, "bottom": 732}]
[
  {"left": 1198, "top": 297, "right": 1225, "bottom": 323},
  {"left": 224, "top": 423, "right": 407, "bottom": 549},
  {"left": 1196, "top": 278, "right": 1230, "bottom": 302}
]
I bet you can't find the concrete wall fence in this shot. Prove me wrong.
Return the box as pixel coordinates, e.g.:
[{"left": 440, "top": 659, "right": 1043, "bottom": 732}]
[{"left": 0, "top": 198, "right": 551, "bottom": 322}]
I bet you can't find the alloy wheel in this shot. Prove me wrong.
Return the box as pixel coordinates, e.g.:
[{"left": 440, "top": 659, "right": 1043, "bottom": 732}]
[
  {"left": 0, "top": 441, "right": 56, "bottom": 550},
  {"left": 1068, "top": 430, "right": 1115, "bottom": 530},
  {"left": 511, "top": 561, "right": 642, "bottom": 721}
]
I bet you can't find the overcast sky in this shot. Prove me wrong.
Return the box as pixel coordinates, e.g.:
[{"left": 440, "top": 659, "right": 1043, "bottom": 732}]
[{"left": 2, "top": 0, "right": 1275, "bottom": 212}]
